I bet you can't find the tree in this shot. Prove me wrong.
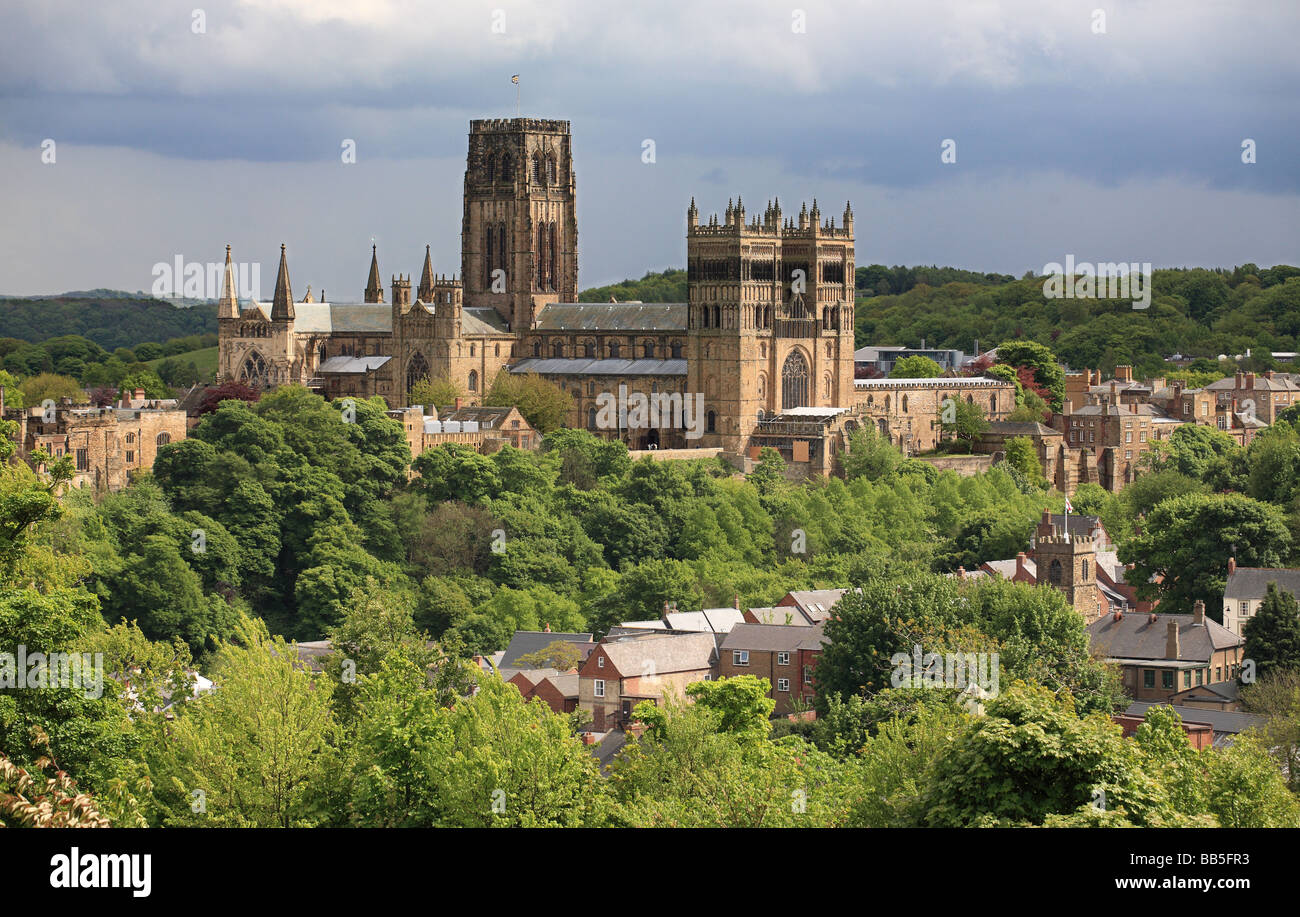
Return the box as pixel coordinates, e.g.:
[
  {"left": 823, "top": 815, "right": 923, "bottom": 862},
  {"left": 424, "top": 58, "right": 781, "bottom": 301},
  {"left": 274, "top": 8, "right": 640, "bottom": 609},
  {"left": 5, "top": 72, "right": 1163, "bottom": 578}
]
[
  {"left": 409, "top": 375, "right": 463, "bottom": 409},
  {"left": 145, "top": 617, "right": 338, "bottom": 827},
  {"left": 196, "top": 380, "right": 261, "bottom": 414},
  {"left": 484, "top": 372, "right": 574, "bottom": 433},
  {"left": 1243, "top": 583, "right": 1300, "bottom": 681},
  {"left": 1002, "top": 436, "right": 1044, "bottom": 485},
  {"left": 1120, "top": 493, "right": 1292, "bottom": 617},
  {"left": 514, "top": 639, "right": 584, "bottom": 671},
  {"left": 685, "top": 675, "right": 776, "bottom": 740},
  {"left": 938, "top": 398, "right": 987, "bottom": 451},
  {"left": 996, "top": 341, "right": 1065, "bottom": 411},
  {"left": 889, "top": 355, "right": 942, "bottom": 378},
  {"left": 18, "top": 373, "right": 86, "bottom": 406},
  {"left": 842, "top": 424, "right": 903, "bottom": 481}
]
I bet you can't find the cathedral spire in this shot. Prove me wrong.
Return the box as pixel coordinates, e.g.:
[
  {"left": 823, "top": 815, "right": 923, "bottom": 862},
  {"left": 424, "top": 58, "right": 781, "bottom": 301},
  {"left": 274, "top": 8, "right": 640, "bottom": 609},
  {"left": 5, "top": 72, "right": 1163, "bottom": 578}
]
[
  {"left": 418, "top": 244, "right": 435, "bottom": 301},
  {"left": 365, "top": 244, "right": 383, "bottom": 303},
  {"left": 218, "top": 244, "right": 239, "bottom": 319},
  {"left": 271, "top": 243, "right": 294, "bottom": 322}
]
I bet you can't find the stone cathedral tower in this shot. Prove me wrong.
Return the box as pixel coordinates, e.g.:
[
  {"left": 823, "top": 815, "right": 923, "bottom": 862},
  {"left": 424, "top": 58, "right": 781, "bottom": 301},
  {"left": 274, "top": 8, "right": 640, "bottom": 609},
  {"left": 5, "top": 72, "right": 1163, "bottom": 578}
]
[
  {"left": 685, "top": 196, "right": 857, "bottom": 453},
  {"left": 461, "top": 118, "right": 578, "bottom": 331}
]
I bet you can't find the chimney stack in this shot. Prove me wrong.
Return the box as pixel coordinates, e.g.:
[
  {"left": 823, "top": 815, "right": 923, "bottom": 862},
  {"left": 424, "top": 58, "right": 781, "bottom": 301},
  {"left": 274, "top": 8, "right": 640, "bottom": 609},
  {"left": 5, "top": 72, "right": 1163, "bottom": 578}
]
[
  {"left": 1193, "top": 600, "right": 1205, "bottom": 625},
  {"left": 454, "top": 397, "right": 462, "bottom": 411},
  {"left": 1016, "top": 552, "right": 1030, "bottom": 580},
  {"left": 1228, "top": 556, "right": 1236, "bottom": 576},
  {"left": 1165, "top": 619, "right": 1180, "bottom": 660},
  {"left": 1246, "top": 372, "right": 1256, "bottom": 389}
]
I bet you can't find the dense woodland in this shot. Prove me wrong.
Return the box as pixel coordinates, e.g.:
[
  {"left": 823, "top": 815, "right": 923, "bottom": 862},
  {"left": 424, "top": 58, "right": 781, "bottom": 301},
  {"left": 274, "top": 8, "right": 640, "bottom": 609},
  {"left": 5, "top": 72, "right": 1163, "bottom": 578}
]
[{"left": 4, "top": 366, "right": 1300, "bottom": 826}]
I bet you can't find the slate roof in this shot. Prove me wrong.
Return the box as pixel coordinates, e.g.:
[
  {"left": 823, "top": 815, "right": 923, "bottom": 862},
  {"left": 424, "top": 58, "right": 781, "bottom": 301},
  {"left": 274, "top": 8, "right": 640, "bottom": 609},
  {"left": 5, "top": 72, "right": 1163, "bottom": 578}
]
[
  {"left": 1124, "top": 701, "right": 1266, "bottom": 742},
  {"left": 435, "top": 405, "right": 522, "bottom": 428},
  {"left": 1087, "top": 613, "right": 1241, "bottom": 664},
  {"left": 317, "top": 355, "right": 391, "bottom": 374},
  {"left": 597, "top": 631, "right": 717, "bottom": 676},
  {"left": 499, "top": 631, "right": 595, "bottom": 669},
  {"left": 984, "top": 421, "right": 1062, "bottom": 437},
  {"left": 462, "top": 306, "right": 512, "bottom": 335},
  {"left": 508, "top": 357, "right": 688, "bottom": 376},
  {"left": 747, "top": 606, "right": 814, "bottom": 625},
  {"left": 543, "top": 672, "right": 580, "bottom": 698},
  {"left": 782, "top": 589, "right": 848, "bottom": 622},
  {"left": 250, "top": 301, "right": 392, "bottom": 334},
  {"left": 1223, "top": 567, "right": 1300, "bottom": 601},
  {"left": 1206, "top": 375, "right": 1300, "bottom": 391},
  {"left": 722, "top": 622, "right": 827, "bottom": 653},
  {"left": 534, "top": 302, "right": 688, "bottom": 332}
]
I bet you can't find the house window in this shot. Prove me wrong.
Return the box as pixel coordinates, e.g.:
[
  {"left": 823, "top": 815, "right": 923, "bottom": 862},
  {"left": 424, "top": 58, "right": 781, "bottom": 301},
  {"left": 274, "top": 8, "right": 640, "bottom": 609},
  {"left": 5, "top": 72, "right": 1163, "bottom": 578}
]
[
  {"left": 1183, "top": 671, "right": 1191, "bottom": 688},
  {"left": 1143, "top": 669, "right": 1155, "bottom": 689},
  {"left": 777, "top": 678, "right": 790, "bottom": 692},
  {"left": 597, "top": 656, "right": 604, "bottom": 668},
  {"left": 733, "top": 650, "right": 749, "bottom": 666},
  {"left": 594, "top": 679, "right": 605, "bottom": 698},
  {"left": 803, "top": 665, "right": 813, "bottom": 685},
  {"left": 777, "top": 652, "right": 790, "bottom": 666},
  {"left": 1216, "top": 666, "right": 1222, "bottom": 682},
  {"left": 1162, "top": 671, "right": 1174, "bottom": 689},
  {"left": 1195, "top": 669, "right": 1203, "bottom": 685}
]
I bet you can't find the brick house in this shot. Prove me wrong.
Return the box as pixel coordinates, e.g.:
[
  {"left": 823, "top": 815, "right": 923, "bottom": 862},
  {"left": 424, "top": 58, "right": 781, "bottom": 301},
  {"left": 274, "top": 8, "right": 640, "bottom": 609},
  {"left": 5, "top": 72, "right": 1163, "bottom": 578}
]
[
  {"left": 718, "top": 623, "right": 828, "bottom": 713},
  {"left": 506, "top": 669, "right": 579, "bottom": 714},
  {"left": 578, "top": 631, "right": 716, "bottom": 730},
  {"left": 1086, "top": 601, "right": 1244, "bottom": 702}
]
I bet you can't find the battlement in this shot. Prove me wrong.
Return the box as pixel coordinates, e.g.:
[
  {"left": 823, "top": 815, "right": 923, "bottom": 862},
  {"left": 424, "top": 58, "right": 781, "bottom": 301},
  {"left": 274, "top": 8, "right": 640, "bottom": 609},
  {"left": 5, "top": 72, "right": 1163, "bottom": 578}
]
[
  {"left": 470, "top": 118, "right": 570, "bottom": 134},
  {"left": 687, "top": 196, "right": 853, "bottom": 240},
  {"left": 1038, "top": 534, "right": 1095, "bottom": 547}
]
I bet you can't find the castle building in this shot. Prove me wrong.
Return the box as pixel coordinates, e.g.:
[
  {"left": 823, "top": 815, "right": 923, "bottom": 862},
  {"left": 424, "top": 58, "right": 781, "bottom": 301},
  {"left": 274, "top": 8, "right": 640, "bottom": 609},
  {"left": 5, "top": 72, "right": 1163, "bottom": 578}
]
[{"left": 217, "top": 116, "right": 1010, "bottom": 468}]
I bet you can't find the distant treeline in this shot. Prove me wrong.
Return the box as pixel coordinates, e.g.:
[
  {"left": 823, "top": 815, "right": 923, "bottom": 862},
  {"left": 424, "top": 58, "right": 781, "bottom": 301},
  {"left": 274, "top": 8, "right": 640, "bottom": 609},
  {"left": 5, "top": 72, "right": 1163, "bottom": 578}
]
[
  {"left": 0, "top": 296, "right": 217, "bottom": 351},
  {"left": 579, "top": 269, "right": 687, "bottom": 303}
]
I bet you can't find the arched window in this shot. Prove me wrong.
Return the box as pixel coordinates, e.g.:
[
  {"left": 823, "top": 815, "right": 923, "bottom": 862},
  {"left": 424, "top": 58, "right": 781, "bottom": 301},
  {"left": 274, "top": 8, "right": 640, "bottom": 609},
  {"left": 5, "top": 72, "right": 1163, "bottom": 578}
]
[
  {"left": 587, "top": 407, "right": 598, "bottom": 429},
  {"left": 588, "top": 381, "right": 596, "bottom": 396},
  {"left": 902, "top": 395, "right": 909, "bottom": 412},
  {"left": 406, "top": 351, "right": 430, "bottom": 393},
  {"left": 545, "top": 154, "right": 557, "bottom": 184},
  {"left": 484, "top": 227, "right": 494, "bottom": 287},
  {"left": 486, "top": 154, "right": 496, "bottom": 182},
  {"left": 239, "top": 350, "right": 268, "bottom": 388},
  {"left": 532, "top": 341, "right": 541, "bottom": 357},
  {"left": 470, "top": 344, "right": 477, "bottom": 357},
  {"left": 670, "top": 341, "right": 683, "bottom": 359},
  {"left": 1081, "top": 559, "right": 1089, "bottom": 580},
  {"left": 706, "top": 410, "right": 717, "bottom": 433},
  {"left": 990, "top": 393, "right": 997, "bottom": 412},
  {"left": 781, "top": 350, "right": 809, "bottom": 410},
  {"left": 1049, "top": 559, "right": 1063, "bottom": 586},
  {"left": 867, "top": 394, "right": 874, "bottom": 406},
  {"left": 643, "top": 340, "right": 655, "bottom": 358},
  {"left": 712, "top": 305, "right": 721, "bottom": 328},
  {"left": 583, "top": 340, "right": 595, "bottom": 358},
  {"left": 552, "top": 340, "right": 564, "bottom": 358},
  {"left": 495, "top": 344, "right": 500, "bottom": 357},
  {"left": 468, "top": 370, "right": 478, "bottom": 392},
  {"left": 532, "top": 152, "right": 543, "bottom": 184},
  {"left": 500, "top": 153, "right": 513, "bottom": 181},
  {"left": 156, "top": 432, "right": 171, "bottom": 446},
  {"left": 609, "top": 341, "right": 621, "bottom": 358}
]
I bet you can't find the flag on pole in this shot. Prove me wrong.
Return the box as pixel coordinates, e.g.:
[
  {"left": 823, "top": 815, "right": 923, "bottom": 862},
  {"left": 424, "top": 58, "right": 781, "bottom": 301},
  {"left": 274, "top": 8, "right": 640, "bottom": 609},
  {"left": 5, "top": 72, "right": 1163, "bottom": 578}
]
[{"left": 1064, "top": 494, "right": 1074, "bottom": 514}]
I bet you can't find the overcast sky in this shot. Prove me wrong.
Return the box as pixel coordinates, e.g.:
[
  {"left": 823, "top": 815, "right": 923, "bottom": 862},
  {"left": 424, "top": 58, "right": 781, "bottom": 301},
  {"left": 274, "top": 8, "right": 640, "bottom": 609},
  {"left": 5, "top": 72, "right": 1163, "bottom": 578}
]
[{"left": 1, "top": 0, "right": 1297, "bottom": 298}]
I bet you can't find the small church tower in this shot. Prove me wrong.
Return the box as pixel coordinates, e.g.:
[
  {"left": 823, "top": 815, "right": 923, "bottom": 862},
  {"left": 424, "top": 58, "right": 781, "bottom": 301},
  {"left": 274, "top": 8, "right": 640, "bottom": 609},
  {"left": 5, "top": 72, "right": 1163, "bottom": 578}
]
[{"left": 1036, "top": 521, "right": 1101, "bottom": 623}]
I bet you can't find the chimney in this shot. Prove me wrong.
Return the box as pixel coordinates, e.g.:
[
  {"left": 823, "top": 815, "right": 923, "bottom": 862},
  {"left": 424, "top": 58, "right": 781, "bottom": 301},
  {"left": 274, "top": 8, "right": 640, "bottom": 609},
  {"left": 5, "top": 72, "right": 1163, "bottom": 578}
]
[
  {"left": 1265, "top": 370, "right": 1275, "bottom": 380},
  {"left": 957, "top": 566, "right": 967, "bottom": 581},
  {"left": 661, "top": 601, "right": 671, "bottom": 623},
  {"left": 1235, "top": 371, "right": 1244, "bottom": 388},
  {"left": 1193, "top": 600, "right": 1205, "bottom": 625},
  {"left": 1165, "top": 619, "right": 1180, "bottom": 660},
  {"left": 543, "top": 622, "right": 551, "bottom": 633},
  {"left": 1117, "top": 365, "right": 1132, "bottom": 382},
  {"left": 1110, "top": 381, "right": 1119, "bottom": 404},
  {"left": 733, "top": 591, "right": 740, "bottom": 610},
  {"left": 1130, "top": 402, "right": 1137, "bottom": 414},
  {"left": 1015, "top": 552, "right": 1029, "bottom": 580},
  {"left": 1245, "top": 372, "right": 1255, "bottom": 389},
  {"left": 1227, "top": 556, "right": 1236, "bottom": 576},
  {"left": 454, "top": 397, "right": 462, "bottom": 411}
]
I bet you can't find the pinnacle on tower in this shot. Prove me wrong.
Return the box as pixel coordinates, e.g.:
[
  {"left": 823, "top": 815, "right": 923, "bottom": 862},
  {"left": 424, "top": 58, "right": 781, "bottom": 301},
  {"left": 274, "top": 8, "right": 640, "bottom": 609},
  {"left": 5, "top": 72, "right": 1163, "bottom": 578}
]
[
  {"left": 218, "top": 244, "right": 238, "bottom": 319},
  {"left": 365, "top": 244, "right": 384, "bottom": 303},
  {"left": 418, "top": 244, "right": 435, "bottom": 301},
  {"left": 271, "top": 243, "right": 294, "bottom": 322}
]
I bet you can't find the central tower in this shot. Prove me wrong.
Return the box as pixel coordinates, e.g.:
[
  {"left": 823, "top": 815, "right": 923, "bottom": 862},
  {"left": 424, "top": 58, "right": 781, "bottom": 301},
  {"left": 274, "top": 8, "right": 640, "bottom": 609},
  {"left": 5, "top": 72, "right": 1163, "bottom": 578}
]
[{"left": 461, "top": 118, "right": 578, "bottom": 331}]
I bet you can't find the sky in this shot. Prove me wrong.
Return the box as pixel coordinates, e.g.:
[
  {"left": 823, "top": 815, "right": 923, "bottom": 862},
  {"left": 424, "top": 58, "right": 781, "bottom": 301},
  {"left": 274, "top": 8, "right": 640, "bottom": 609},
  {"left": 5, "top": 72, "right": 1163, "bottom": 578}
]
[{"left": 1, "top": 0, "right": 1297, "bottom": 298}]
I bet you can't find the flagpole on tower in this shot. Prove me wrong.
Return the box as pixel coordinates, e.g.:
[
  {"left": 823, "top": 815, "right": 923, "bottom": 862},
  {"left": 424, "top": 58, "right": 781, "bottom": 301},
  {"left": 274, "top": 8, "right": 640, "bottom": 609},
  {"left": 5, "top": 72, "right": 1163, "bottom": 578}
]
[{"left": 512, "top": 74, "right": 520, "bottom": 117}]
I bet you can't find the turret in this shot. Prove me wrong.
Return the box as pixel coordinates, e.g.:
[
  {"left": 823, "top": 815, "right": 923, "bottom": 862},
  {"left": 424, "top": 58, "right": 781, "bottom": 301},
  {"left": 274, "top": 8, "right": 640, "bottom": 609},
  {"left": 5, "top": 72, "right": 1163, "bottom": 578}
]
[
  {"left": 392, "top": 273, "right": 411, "bottom": 309},
  {"left": 417, "top": 245, "right": 435, "bottom": 301},
  {"left": 687, "top": 197, "right": 699, "bottom": 230}
]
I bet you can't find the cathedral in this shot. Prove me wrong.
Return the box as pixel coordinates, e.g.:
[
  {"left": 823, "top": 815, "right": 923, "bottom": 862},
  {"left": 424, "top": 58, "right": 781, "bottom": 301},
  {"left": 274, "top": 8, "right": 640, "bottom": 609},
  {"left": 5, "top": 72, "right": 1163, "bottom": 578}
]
[{"left": 217, "top": 116, "right": 1005, "bottom": 468}]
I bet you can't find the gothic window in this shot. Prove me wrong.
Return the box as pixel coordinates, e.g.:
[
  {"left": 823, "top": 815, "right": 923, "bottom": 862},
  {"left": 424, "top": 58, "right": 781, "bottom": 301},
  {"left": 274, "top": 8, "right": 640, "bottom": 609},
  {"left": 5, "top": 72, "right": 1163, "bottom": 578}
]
[
  {"left": 552, "top": 340, "right": 564, "bottom": 358},
  {"left": 545, "top": 154, "right": 557, "bottom": 184},
  {"left": 468, "top": 370, "right": 478, "bottom": 392},
  {"left": 781, "top": 350, "right": 809, "bottom": 410},
  {"left": 609, "top": 341, "right": 621, "bottom": 358},
  {"left": 486, "top": 154, "right": 496, "bottom": 183},
  {"left": 1082, "top": 560, "right": 1089, "bottom": 580},
  {"left": 712, "top": 305, "right": 721, "bottom": 328},
  {"left": 583, "top": 340, "right": 595, "bottom": 358},
  {"left": 587, "top": 407, "right": 598, "bottom": 429},
  {"left": 537, "top": 224, "right": 547, "bottom": 289},
  {"left": 532, "top": 152, "right": 544, "bottom": 184},
  {"left": 824, "top": 374, "right": 832, "bottom": 398},
  {"left": 902, "top": 395, "right": 909, "bottom": 412},
  {"left": 471, "top": 344, "right": 476, "bottom": 357},
  {"left": 239, "top": 350, "right": 268, "bottom": 388},
  {"left": 533, "top": 341, "right": 541, "bottom": 357},
  {"left": 406, "top": 351, "right": 430, "bottom": 392},
  {"left": 643, "top": 340, "right": 655, "bottom": 358},
  {"left": 757, "top": 373, "right": 766, "bottom": 398},
  {"left": 670, "top": 341, "right": 682, "bottom": 359},
  {"left": 1049, "top": 559, "right": 1063, "bottom": 586},
  {"left": 588, "top": 381, "right": 596, "bottom": 395},
  {"left": 485, "top": 227, "right": 494, "bottom": 286},
  {"left": 156, "top": 432, "right": 171, "bottom": 447},
  {"left": 500, "top": 153, "right": 513, "bottom": 181},
  {"left": 706, "top": 411, "right": 717, "bottom": 433},
  {"left": 548, "top": 222, "right": 557, "bottom": 290}
]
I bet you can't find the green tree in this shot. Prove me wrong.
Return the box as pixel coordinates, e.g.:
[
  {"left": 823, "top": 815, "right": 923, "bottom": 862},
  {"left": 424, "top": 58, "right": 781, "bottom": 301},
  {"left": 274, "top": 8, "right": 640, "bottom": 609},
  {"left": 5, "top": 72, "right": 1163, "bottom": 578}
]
[
  {"left": 484, "top": 372, "right": 574, "bottom": 433},
  {"left": 1242, "top": 583, "right": 1300, "bottom": 681},
  {"left": 890, "top": 355, "right": 943, "bottom": 378}
]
